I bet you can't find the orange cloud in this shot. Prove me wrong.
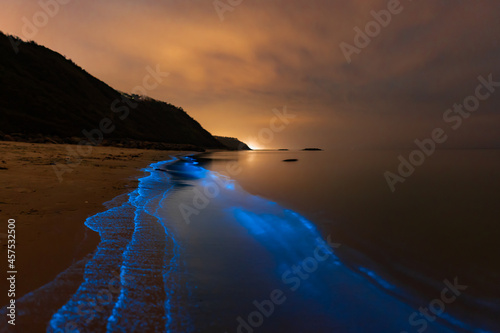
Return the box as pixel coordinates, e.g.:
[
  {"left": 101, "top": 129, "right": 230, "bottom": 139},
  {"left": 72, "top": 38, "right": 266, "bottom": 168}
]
[{"left": 1, "top": 0, "right": 500, "bottom": 148}]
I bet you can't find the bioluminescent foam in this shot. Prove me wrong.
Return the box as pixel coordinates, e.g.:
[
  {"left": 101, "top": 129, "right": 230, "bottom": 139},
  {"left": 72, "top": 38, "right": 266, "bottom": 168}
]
[{"left": 47, "top": 158, "right": 200, "bottom": 333}]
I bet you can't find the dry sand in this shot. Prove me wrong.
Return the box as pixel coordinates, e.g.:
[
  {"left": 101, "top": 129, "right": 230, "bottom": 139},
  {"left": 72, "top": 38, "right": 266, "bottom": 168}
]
[{"left": 0, "top": 141, "right": 181, "bottom": 306}]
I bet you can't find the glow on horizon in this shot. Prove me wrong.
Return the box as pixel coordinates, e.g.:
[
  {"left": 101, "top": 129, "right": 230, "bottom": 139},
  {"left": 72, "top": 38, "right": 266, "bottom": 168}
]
[{"left": 246, "top": 142, "right": 263, "bottom": 150}]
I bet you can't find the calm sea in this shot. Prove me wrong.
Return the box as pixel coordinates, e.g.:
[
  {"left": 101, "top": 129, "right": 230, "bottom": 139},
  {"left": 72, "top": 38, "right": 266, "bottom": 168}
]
[{"left": 197, "top": 149, "right": 500, "bottom": 331}]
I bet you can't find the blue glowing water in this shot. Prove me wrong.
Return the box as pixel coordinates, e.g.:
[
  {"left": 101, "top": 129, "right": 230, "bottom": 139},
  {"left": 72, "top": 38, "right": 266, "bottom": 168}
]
[{"left": 4, "top": 156, "right": 484, "bottom": 332}]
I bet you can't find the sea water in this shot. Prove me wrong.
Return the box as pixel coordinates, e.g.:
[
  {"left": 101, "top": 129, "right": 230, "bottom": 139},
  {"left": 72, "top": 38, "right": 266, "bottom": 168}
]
[{"left": 3, "top": 151, "right": 498, "bottom": 332}]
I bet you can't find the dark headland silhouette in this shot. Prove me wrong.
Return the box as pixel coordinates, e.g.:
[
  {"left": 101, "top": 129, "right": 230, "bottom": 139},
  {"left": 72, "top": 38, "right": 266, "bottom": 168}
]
[
  {"left": 0, "top": 32, "right": 248, "bottom": 151},
  {"left": 214, "top": 136, "right": 251, "bottom": 150}
]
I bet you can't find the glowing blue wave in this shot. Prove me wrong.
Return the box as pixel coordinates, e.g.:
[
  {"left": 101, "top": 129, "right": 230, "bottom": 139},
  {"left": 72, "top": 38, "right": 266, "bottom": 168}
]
[
  {"left": 47, "top": 158, "right": 200, "bottom": 333},
  {"left": 41, "top": 156, "right": 489, "bottom": 333}
]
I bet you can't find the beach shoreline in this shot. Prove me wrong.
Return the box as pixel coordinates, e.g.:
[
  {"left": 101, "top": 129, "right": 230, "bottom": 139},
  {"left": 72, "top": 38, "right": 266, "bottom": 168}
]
[{"left": 0, "top": 141, "right": 185, "bottom": 306}]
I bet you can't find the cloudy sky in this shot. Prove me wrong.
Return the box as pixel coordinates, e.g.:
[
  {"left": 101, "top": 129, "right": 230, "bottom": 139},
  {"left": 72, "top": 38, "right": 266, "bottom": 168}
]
[{"left": 1, "top": 0, "right": 499, "bottom": 149}]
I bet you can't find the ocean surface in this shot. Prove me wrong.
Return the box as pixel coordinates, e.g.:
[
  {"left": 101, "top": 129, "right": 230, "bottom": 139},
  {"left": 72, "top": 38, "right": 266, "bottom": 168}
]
[
  {"left": 196, "top": 150, "right": 500, "bottom": 331},
  {"left": 2, "top": 150, "right": 499, "bottom": 332}
]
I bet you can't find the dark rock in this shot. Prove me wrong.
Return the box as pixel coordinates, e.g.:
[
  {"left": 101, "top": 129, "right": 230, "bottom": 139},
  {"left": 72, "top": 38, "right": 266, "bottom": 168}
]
[{"left": 214, "top": 136, "right": 251, "bottom": 150}]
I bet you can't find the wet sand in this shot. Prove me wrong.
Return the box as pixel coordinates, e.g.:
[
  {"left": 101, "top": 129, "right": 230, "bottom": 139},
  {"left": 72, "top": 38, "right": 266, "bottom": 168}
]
[{"left": 0, "top": 141, "right": 179, "bottom": 306}]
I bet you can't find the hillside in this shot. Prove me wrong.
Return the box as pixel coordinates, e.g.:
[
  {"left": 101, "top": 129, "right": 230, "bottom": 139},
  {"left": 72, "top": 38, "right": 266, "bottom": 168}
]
[
  {"left": 0, "top": 32, "right": 225, "bottom": 150},
  {"left": 214, "top": 136, "right": 251, "bottom": 150}
]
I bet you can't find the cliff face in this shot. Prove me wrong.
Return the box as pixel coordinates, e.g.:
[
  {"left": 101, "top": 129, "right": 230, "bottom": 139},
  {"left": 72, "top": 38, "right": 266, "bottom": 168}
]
[
  {"left": 214, "top": 136, "right": 251, "bottom": 150},
  {"left": 0, "top": 32, "right": 225, "bottom": 149}
]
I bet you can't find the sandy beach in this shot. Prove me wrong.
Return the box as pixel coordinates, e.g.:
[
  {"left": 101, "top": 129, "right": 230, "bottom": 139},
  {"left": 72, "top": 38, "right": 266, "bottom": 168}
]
[{"left": 0, "top": 141, "right": 180, "bottom": 306}]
